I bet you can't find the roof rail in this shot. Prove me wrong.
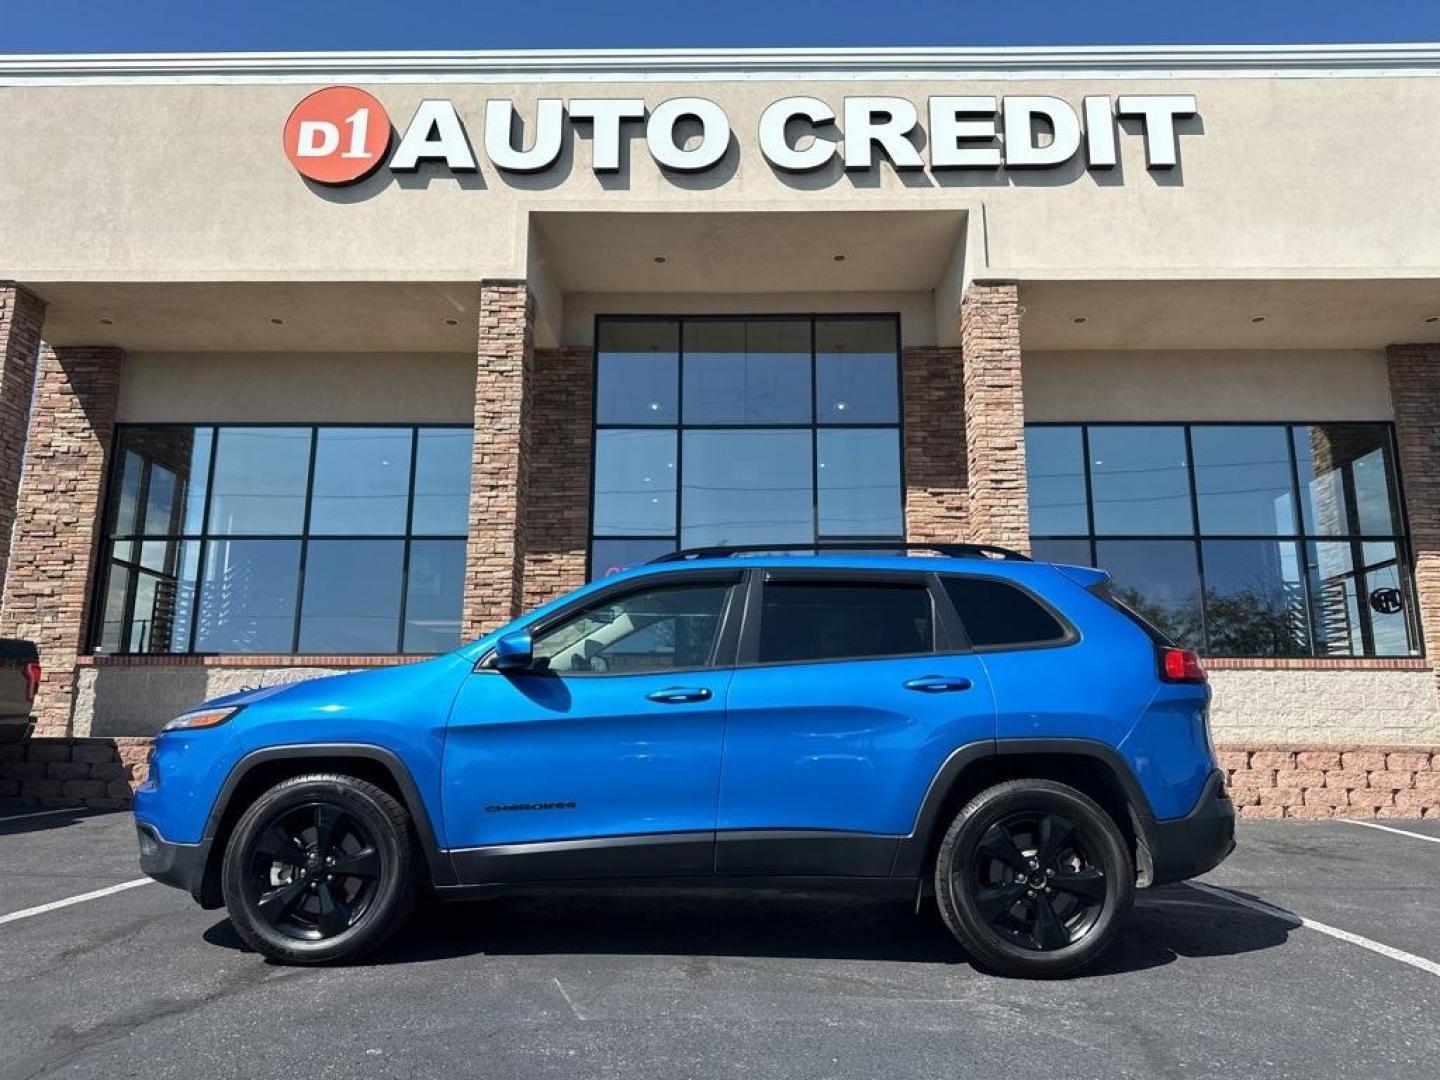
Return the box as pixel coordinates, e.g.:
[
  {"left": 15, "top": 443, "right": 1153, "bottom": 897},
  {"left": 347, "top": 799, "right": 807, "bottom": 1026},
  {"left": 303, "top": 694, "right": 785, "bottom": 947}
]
[{"left": 649, "top": 542, "right": 1031, "bottom": 564}]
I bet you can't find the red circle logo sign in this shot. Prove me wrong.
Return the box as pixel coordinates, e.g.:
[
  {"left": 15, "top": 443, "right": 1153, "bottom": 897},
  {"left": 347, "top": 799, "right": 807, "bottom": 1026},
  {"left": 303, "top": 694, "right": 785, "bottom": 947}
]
[{"left": 284, "top": 86, "right": 391, "bottom": 185}]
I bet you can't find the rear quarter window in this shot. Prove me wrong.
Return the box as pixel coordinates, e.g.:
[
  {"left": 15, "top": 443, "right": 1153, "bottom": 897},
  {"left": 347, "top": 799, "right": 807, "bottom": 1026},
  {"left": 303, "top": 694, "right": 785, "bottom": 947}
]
[{"left": 942, "top": 576, "right": 1070, "bottom": 649}]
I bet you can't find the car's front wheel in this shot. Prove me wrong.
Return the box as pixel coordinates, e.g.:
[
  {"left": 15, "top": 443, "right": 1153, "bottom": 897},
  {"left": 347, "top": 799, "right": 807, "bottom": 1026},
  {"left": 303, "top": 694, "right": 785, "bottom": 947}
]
[
  {"left": 935, "top": 779, "right": 1134, "bottom": 978},
  {"left": 220, "top": 773, "right": 418, "bottom": 964}
]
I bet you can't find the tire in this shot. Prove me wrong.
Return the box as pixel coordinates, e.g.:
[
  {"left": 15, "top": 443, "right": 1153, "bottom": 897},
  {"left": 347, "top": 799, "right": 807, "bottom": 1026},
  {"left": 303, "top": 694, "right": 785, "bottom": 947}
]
[
  {"left": 221, "top": 773, "right": 418, "bottom": 964},
  {"left": 934, "top": 779, "right": 1134, "bottom": 978}
]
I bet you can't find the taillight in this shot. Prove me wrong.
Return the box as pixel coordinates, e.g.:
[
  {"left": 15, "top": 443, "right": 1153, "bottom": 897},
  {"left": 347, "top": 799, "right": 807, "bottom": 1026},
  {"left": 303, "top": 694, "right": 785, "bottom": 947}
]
[
  {"left": 1160, "top": 648, "right": 1206, "bottom": 684},
  {"left": 22, "top": 660, "right": 41, "bottom": 702}
]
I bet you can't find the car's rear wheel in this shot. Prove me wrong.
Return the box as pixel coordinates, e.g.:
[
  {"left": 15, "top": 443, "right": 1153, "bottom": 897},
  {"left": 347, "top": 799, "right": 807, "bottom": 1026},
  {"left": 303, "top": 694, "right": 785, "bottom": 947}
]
[
  {"left": 221, "top": 773, "right": 417, "bottom": 964},
  {"left": 934, "top": 779, "right": 1134, "bottom": 978}
]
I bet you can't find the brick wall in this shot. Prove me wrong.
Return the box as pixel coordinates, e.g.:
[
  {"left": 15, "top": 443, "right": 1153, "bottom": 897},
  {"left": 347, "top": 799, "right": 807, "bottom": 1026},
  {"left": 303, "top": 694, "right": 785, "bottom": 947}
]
[
  {"left": 960, "top": 282, "right": 1029, "bottom": 552},
  {"left": 1387, "top": 344, "right": 1440, "bottom": 692},
  {"left": 0, "top": 736, "right": 151, "bottom": 808},
  {"left": 0, "top": 346, "right": 123, "bottom": 736},
  {"left": 522, "top": 346, "right": 593, "bottom": 610},
  {"left": 1219, "top": 745, "right": 1439, "bottom": 819},
  {"left": 462, "top": 282, "right": 534, "bottom": 639},
  {"left": 902, "top": 346, "right": 969, "bottom": 541},
  {"left": 0, "top": 284, "right": 45, "bottom": 602},
  {"left": 1208, "top": 665, "right": 1440, "bottom": 744}
]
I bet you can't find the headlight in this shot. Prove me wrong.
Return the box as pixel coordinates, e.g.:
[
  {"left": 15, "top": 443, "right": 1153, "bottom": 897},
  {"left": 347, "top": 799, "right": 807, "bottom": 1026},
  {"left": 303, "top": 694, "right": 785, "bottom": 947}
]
[{"left": 162, "top": 705, "right": 240, "bottom": 733}]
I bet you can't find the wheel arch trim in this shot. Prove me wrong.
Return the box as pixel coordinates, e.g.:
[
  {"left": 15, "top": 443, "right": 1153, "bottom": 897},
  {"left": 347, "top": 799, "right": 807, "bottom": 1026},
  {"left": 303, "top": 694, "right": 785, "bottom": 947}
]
[
  {"left": 204, "top": 743, "right": 456, "bottom": 887},
  {"left": 892, "top": 737, "right": 1158, "bottom": 879}
]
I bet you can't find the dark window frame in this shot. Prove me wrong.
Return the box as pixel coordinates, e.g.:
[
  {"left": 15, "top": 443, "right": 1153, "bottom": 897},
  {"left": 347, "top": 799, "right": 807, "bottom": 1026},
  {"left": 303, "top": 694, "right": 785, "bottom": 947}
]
[
  {"left": 91, "top": 422, "right": 472, "bottom": 657},
  {"left": 588, "top": 313, "right": 907, "bottom": 579},
  {"left": 1026, "top": 420, "right": 1422, "bottom": 659}
]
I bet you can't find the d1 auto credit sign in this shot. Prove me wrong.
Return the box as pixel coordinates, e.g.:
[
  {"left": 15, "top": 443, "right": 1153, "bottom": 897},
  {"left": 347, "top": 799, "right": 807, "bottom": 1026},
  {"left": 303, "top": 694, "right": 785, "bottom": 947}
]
[
  {"left": 283, "top": 87, "right": 1199, "bottom": 185},
  {"left": 284, "top": 86, "right": 392, "bottom": 185}
]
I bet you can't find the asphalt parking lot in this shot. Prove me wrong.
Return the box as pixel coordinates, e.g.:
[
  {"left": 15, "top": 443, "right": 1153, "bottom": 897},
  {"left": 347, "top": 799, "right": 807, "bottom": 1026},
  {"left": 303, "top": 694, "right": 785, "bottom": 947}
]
[{"left": 1, "top": 810, "right": 1437, "bottom": 1080}]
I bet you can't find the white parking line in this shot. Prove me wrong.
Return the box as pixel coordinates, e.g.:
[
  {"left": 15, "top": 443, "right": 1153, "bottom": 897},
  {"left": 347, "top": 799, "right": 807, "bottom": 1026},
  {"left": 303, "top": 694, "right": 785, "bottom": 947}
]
[
  {"left": 0, "top": 808, "right": 92, "bottom": 824},
  {"left": 0, "top": 879, "right": 153, "bottom": 927},
  {"left": 1337, "top": 819, "right": 1440, "bottom": 845},
  {"left": 1188, "top": 880, "right": 1440, "bottom": 978}
]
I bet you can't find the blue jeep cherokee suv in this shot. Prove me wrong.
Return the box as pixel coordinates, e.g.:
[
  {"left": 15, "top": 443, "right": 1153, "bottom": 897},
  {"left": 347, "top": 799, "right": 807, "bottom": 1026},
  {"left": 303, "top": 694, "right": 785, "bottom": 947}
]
[{"left": 135, "top": 544, "right": 1234, "bottom": 977}]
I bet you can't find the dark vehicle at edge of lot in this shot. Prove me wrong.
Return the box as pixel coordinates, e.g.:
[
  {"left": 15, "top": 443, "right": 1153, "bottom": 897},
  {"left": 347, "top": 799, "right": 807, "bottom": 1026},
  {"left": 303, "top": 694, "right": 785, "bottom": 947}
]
[
  {"left": 133, "top": 543, "right": 1236, "bottom": 979},
  {"left": 0, "top": 638, "right": 40, "bottom": 745}
]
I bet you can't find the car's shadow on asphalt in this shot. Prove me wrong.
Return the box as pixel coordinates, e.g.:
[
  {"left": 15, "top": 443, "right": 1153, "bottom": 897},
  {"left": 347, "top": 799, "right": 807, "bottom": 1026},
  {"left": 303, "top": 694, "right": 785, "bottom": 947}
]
[
  {"left": 203, "top": 882, "right": 1295, "bottom": 977},
  {"left": 0, "top": 805, "right": 118, "bottom": 836}
]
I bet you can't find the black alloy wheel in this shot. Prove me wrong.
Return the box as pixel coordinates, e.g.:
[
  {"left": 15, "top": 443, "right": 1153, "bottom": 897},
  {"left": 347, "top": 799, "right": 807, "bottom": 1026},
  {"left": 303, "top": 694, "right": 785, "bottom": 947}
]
[
  {"left": 221, "top": 773, "right": 418, "bottom": 964},
  {"left": 243, "top": 801, "right": 382, "bottom": 940},
  {"left": 969, "top": 810, "right": 1107, "bottom": 952},
  {"left": 935, "top": 779, "right": 1134, "bottom": 978}
]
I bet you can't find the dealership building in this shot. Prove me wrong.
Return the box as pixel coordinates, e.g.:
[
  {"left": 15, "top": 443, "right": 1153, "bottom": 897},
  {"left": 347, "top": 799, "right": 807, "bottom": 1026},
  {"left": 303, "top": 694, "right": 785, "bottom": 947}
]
[{"left": 2, "top": 44, "right": 1439, "bottom": 814}]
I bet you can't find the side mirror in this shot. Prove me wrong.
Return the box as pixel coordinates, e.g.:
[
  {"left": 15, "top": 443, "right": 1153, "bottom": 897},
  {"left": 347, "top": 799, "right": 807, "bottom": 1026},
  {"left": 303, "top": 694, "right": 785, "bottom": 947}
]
[{"left": 494, "top": 630, "right": 534, "bottom": 672}]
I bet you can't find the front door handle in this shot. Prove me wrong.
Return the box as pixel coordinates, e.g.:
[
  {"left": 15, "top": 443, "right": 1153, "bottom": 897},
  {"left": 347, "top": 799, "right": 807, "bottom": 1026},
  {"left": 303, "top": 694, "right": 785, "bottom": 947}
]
[
  {"left": 646, "top": 686, "right": 714, "bottom": 704},
  {"left": 903, "top": 675, "right": 973, "bottom": 693}
]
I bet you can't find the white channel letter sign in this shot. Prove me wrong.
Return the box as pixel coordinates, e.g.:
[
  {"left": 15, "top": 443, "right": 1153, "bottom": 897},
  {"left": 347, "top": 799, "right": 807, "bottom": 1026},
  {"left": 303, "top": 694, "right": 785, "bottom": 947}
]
[{"left": 285, "top": 89, "right": 1198, "bottom": 185}]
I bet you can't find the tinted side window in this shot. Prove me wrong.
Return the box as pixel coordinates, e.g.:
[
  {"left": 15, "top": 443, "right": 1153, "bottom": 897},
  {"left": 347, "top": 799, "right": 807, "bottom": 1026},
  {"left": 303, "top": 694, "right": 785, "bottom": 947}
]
[
  {"left": 943, "top": 577, "right": 1068, "bottom": 648},
  {"left": 758, "top": 581, "right": 933, "bottom": 663},
  {"left": 531, "top": 583, "right": 731, "bottom": 674}
]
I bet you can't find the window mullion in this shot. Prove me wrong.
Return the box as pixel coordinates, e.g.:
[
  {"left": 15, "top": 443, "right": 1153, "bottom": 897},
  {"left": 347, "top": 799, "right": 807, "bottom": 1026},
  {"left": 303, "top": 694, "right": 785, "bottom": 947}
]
[
  {"left": 809, "top": 315, "right": 820, "bottom": 545},
  {"left": 189, "top": 426, "right": 220, "bottom": 654},
  {"left": 291, "top": 427, "right": 319, "bottom": 654},
  {"left": 1284, "top": 424, "right": 1320, "bottom": 657},
  {"left": 1080, "top": 425, "right": 1097, "bottom": 567},
  {"left": 1179, "top": 426, "right": 1210, "bottom": 654},
  {"left": 397, "top": 427, "right": 420, "bottom": 653}
]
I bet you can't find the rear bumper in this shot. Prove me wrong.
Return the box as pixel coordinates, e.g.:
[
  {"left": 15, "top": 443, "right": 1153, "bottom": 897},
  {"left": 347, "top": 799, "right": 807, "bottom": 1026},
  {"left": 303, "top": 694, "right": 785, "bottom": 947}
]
[
  {"left": 136, "top": 821, "right": 213, "bottom": 904},
  {"left": 1146, "top": 769, "right": 1236, "bottom": 885}
]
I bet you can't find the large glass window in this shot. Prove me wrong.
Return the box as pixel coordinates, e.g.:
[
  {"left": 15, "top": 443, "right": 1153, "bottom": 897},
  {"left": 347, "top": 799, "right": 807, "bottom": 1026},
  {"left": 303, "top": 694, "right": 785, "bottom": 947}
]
[
  {"left": 590, "top": 315, "right": 903, "bottom": 578},
  {"left": 94, "top": 425, "right": 472, "bottom": 655},
  {"left": 1027, "top": 423, "right": 1420, "bottom": 658}
]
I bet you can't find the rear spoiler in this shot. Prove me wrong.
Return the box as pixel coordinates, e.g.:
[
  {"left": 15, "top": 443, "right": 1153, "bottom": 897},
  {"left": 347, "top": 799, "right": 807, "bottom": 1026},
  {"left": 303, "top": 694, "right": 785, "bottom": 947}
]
[{"left": 1050, "top": 564, "right": 1110, "bottom": 591}]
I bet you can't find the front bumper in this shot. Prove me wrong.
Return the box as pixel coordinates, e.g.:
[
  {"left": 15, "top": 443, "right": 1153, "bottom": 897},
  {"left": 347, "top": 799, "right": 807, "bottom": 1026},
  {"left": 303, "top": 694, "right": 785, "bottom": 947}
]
[
  {"left": 1146, "top": 768, "right": 1236, "bottom": 885},
  {"left": 136, "top": 821, "right": 215, "bottom": 905}
]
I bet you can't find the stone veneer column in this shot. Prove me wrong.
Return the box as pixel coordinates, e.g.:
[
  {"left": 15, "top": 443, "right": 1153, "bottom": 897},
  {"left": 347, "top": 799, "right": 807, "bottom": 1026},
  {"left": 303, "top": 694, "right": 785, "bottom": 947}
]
[
  {"left": 0, "top": 345, "right": 123, "bottom": 735},
  {"left": 960, "top": 282, "right": 1029, "bottom": 552},
  {"left": 1387, "top": 344, "right": 1440, "bottom": 683},
  {"left": 901, "top": 346, "right": 968, "bottom": 541},
  {"left": 461, "top": 282, "right": 535, "bottom": 639},
  {"left": 0, "top": 283, "right": 46, "bottom": 601},
  {"left": 522, "top": 346, "right": 593, "bottom": 610}
]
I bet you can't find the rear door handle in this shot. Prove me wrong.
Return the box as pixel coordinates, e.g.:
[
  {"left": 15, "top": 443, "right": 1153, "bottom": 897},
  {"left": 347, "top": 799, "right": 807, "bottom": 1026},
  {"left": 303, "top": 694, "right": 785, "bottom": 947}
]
[
  {"left": 646, "top": 686, "right": 713, "bottom": 704},
  {"left": 903, "top": 675, "right": 973, "bottom": 693}
]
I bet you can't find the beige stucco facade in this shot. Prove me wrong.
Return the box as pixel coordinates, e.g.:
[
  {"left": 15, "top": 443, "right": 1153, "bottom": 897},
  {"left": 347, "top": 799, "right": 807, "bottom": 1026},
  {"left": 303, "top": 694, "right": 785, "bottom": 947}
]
[
  {"left": 2, "top": 69, "right": 1440, "bottom": 284},
  {"left": 2, "top": 47, "right": 1440, "bottom": 354}
]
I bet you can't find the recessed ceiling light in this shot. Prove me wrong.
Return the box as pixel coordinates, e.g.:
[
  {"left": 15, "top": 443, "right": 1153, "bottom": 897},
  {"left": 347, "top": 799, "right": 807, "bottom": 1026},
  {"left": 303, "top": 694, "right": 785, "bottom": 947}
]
[
  {"left": 98, "top": 317, "right": 114, "bottom": 326},
  {"left": 443, "top": 317, "right": 460, "bottom": 326},
  {"left": 1249, "top": 315, "right": 1267, "bottom": 324},
  {"left": 653, "top": 255, "right": 667, "bottom": 264},
  {"left": 1072, "top": 315, "right": 1088, "bottom": 325},
  {"left": 833, "top": 254, "right": 847, "bottom": 262},
  {"left": 1424, "top": 315, "right": 1440, "bottom": 324},
  {"left": 268, "top": 316, "right": 286, "bottom": 325}
]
